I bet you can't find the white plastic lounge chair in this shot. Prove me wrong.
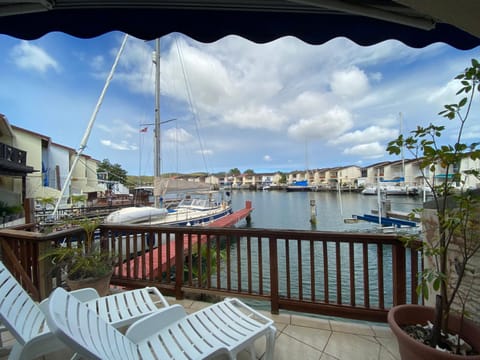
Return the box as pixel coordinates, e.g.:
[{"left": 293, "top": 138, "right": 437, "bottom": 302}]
[
  {"left": 0, "top": 261, "right": 169, "bottom": 359},
  {"left": 46, "top": 287, "right": 276, "bottom": 360}
]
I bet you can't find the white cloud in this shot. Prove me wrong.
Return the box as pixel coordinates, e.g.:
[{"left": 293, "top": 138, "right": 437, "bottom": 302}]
[
  {"left": 113, "top": 39, "right": 154, "bottom": 95},
  {"left": 330, "top": 66, "right": 370, "bottom": 99},
  {"left": 264, "top": 155, "right": 272, "bottom": 161},
  {"left": 426, "top": 79, "right": 461, "bottom": 107},
  {"left": 100, "top": 139, "right": 138, "bottom": 151},
  {"left": 196, "top": 149, "right": 213, "bottom": 155},
  {"left": 164, "top": 128, "right": 194, "bottom": 143},
  {"left": 224, "top": 106, "right": 287, "bottom": 130},
  {"left": 343, "top": 142, "right": 385, "bottom": 158},
  {"left": 287, "top": 106, "right": 353, "bottom": 140},
  {"left": 331, "top": 125, "right": 398, "bottom": 145},
  {"left": 282, "top": 91, "right": 331, "bottom": 119},
  {"left": 10, "top": 41, "right": 59, "bottom": 73},
  {"left": 90, "top": 55, "right": 105, "bottom": 71},
  {"left": 97, "top": 120, "right": 139, "bottom": 138}
]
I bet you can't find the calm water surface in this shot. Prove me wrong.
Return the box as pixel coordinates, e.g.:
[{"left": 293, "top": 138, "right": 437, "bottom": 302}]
[
  {"left": 230, "top": 190, "right": 423, "bottom": 232},
  {"left": 218, "top": 190, "right": 424, "bottom": 311}
]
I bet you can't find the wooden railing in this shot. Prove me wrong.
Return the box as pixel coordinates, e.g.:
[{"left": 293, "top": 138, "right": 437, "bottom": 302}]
[{"left": 0, "top": 224, "right": 422, "bottom": 322}]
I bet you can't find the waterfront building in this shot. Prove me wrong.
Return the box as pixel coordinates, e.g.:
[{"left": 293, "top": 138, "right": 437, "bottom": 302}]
[
  {"left": 337, "top": 165, "right": 362, "bottom": 188},
  {"left": 1, "top": 115, "right": 103, "bottom": 209},
  {"left": 460, "top": 155, "right": 480, "bottom": 189}
]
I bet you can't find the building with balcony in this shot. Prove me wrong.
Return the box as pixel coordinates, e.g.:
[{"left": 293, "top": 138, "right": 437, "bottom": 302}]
[{"left": 1, "top": 115, "right": 103, "bottom": 209}]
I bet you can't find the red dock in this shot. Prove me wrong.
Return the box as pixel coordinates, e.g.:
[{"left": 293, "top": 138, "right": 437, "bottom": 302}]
[{"left": 119, "top": 201, "right": 253, "bottom": 278}]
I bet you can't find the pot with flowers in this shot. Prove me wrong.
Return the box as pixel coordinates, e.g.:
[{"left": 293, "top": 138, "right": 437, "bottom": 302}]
[
  {"left": 386, "top": 59, "right": 480, "bottom": 359},
  {"left": 42, "top": 217, "right": 116, "bottom": 296}
]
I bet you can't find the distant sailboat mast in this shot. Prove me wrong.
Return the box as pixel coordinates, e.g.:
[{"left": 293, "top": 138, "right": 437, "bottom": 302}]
[
  {"left": 153, "top": 38, "right": 161, "bottom": 208},
  {"left": 400, "top": 112, "right": 405, "bottom": 182}
]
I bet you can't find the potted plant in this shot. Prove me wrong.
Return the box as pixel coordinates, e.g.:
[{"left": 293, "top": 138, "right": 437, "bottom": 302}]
[
  {"left": 386, "top": 59, "right": 480, "bottom": 359},
  {"left": 42, "top": 217, "right": 116, "bottom": 296}
]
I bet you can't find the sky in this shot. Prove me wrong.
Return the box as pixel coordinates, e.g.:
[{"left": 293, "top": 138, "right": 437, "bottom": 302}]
[{"left": 1, "top": 32, "right": 479, "bottom": 177}]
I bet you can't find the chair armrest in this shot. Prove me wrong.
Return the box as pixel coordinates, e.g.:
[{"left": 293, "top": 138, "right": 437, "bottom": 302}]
[
  {"left": 39, "top": 288, "right": 100, "bottom": 313},
  {"left": 125, "top": 304, "right": 186, "bottom": 343},
  {"left": 146, "top": 286, "right": 169, "bottom": 308},
  {"left": 69, "top": 288, "right": 100, "bottom": 302}
]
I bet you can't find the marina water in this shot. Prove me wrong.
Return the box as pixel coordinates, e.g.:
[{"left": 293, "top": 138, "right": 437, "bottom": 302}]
[
  {"left": 230, "top": 190, "right": 423, "bottom": 231},
  {"left": 228, "top": 190, "right": 424, "bottom": 313}
]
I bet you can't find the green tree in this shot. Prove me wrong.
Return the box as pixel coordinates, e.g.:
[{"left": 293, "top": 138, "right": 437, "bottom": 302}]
[
  {"left": 97, "top": 159, "right": 128, "bottom": 185},
  {"left": 278, "top": 172, "right": 287, "bottom": 184},
  {"left": 244, "top": 169, "right": 255, "bottom": 175},
  {"left": 387, "top": 58, "right": 480, "bottom": 351},
  {"left": 228, "top": 168, "right": 241, "bottom": 176}
]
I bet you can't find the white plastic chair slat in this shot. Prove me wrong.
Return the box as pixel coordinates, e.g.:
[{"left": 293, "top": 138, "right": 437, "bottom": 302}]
[
  {"left": 168, "top": 323, "right": 215, "bottom": 358},
  {"left": 199, "top": 311, "right": 245, "bottom": 344},
  {"left": 1, "top": 277, "right": 45, "bottom": 342},
  {"left": 15, "top": 296, "right": 46, "bottom": 341},
  {"left": 80, "top": 301, "right": 107, "bottom": 357},
  {"left": 65, "top": 295, "right": 86, "bottom": 345},
  {"left": 224, "top": 299, "right": 269, "bottom": 326},
  {"left": 212, "top": 302, "right": 261, "bottom": 334},
  {"left": 50, "top": 289, "right": 138, "bottom": 360},
  {"left": 115, "top": 291, "right": 140, "bottom": 318},
  {"left": 84, "top": 287, "right": 168, "bottom": 328},
  {"left": 88, "top": 295, "right": 112, "bottom": 323},
  {"left": 183, "top": 315, "right": 230, "bottom": 349},
  {"left": 137, "top": 338, "right": 172, "bottom": 360},
  {"left": 124, "top": 291, "right": 150, "bottom": 315}
]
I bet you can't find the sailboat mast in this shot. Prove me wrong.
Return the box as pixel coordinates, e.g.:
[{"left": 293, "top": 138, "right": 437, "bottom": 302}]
[{"left": 154, "top": 38, "right": 161, "bottom": 208}]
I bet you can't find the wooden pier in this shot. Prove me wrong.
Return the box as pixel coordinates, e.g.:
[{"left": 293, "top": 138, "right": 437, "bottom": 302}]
[{"left": 119, "top": 201, "right": 254, "bottom": 278}]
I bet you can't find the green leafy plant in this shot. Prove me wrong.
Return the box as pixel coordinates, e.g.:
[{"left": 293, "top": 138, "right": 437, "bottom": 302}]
[
  {"left": 186, "top": 243, "right": 226, "bottom": 287},
  {"left": 37, "top": 196, "right": 56, "bottom": 209},
  {"left": 71, "top": 194, "right": 87, "bottom": 207},
  {"left": 42, "top": 217, "right": 116, "bottom": 280},
  {"left": 387, "top": 59, "right": 480, "bottom": 353}
]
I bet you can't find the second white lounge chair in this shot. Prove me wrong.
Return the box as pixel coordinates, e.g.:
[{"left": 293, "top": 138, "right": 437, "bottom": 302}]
[{"left": 46, "top": 287, "right": 276, "bottom": 360}]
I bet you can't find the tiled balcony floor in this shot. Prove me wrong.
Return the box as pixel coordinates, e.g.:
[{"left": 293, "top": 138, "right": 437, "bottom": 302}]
[{"left": 0, "top": 295, "right": 400, "bottom": 360}]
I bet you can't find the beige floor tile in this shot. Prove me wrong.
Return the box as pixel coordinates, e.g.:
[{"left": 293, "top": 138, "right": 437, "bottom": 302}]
[
  {"left": 376, "top": 336, "right": 400, "bottom": 360},
  {"left": 330, "top": 320, "right": 375, "bottom": 336},
  {"left": 371, "top": 324, "right": 395, "bottom": 338},
  {"left": 282, "top": 325, "right": 331, "bottom": 352},
  {"left": 324, "top": 332, "right": 380, "bottom": 360},
  {"left": 267, "top": 311, "right": 291, "bottom": 325},
  {"left": 274, "top": 322, "right": 289, "bottom": 335},
  {"left": 320, "top": 353, "right": 340, "bottom": 360},
  {"left": 378, "top": 346, "right": 399, "bottom": 360},
  {"left": 274, "top": 333, "right": 323, "bottom": 360},
  {"left": 291, "top": 314, "right": 331, "bottom": 330}
]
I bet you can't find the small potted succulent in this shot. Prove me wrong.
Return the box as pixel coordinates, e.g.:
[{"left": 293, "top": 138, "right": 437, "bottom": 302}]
[{"left": 42, "top": 217, "right": 116, "bottom": 296}]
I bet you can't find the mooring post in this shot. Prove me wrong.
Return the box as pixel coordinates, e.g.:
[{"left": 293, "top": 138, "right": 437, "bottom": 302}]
[{"left": 309, "top": 199, "right": 317, "bottom": 225}]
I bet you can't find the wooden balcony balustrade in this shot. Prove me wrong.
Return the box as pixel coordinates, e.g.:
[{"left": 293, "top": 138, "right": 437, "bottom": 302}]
[{"left": 0, "top": 224, "right": 422, "bottom": 322}]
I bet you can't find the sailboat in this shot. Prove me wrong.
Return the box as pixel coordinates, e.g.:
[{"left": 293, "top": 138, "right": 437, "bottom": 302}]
[{"left": 105, "top": 39, "right": 233, "bottom": 226}]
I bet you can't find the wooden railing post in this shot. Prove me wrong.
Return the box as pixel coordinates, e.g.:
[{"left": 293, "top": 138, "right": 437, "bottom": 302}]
[
  {"left": 175, "top": 231, "right": 184, "bottom": 299},
  {"left": 37, "top": 239, "right": 54, "bottom": 299},
  {"left": 269, "top": 236, "right": 279, "bottom": 314},
  {"left": 392, "top": 241, "right": 406, "bottom": 306}
]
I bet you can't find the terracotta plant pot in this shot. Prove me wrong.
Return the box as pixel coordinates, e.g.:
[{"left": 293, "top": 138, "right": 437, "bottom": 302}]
[
  {"left": 388, "top": 304, "right": 480, "bottom": 360},
  {"left": 66, "top": 270, "right": 113, "bottom": 297}
]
